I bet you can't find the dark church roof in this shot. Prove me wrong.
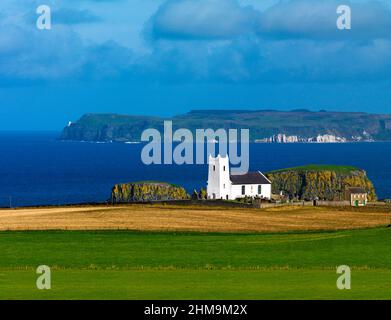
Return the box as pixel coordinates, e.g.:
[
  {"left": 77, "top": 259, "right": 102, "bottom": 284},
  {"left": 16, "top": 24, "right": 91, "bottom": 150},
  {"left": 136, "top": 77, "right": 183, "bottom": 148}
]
[{"left": 230, "top": 171, "right": 271, "bottom": 185}]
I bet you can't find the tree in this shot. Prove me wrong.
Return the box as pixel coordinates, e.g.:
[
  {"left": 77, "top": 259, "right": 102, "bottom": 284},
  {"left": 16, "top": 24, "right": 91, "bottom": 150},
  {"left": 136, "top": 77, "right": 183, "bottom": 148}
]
[
  {"left": 199, "top": 188, "right": 207, "bottom": 200},
  {"left": 191, "top": 190, "right": 199, "bottom": 200}
]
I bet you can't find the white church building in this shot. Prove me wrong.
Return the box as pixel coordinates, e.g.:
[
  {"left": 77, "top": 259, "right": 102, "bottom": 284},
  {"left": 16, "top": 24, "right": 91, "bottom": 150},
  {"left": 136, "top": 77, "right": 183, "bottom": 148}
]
[{"left": 207, "top": 155, "right": 272, "bottom": 200}]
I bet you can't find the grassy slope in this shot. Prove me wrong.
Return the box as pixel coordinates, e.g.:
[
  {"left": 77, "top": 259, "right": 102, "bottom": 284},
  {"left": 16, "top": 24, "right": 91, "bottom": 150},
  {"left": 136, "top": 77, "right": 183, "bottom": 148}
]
[
  {"left": 1, "top": 228, "right": 391, "bottom": 299},
  {"left": 268, "top": 164, "right": 359, "bottom": 174}
]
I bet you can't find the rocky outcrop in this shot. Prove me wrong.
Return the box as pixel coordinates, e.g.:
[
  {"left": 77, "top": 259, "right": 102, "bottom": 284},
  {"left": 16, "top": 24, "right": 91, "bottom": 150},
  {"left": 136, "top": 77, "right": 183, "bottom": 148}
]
[
  {"left": 255, "top": 133, "right": 348, "bottom": 143},
  {"left": 111, "top": 182, "right": 189, "bottom": 203},
  {"left": 314, "top": 134, "right": 347, "bottom": 143},
  {"left": 266, "top": 165, "right": 377, "bottom": 201}
]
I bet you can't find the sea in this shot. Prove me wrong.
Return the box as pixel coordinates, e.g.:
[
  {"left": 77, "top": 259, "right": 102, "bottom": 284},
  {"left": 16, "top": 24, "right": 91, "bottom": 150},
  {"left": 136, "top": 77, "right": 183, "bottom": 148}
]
[{"left": 0, "top": 131, "right": 390, "bottom": 207}]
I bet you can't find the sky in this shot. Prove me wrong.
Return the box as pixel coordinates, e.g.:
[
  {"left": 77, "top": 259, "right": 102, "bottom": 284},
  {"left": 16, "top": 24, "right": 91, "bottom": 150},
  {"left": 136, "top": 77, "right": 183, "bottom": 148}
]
[{"left": 0, "top": 0, "right": 391, "bottom": 130}]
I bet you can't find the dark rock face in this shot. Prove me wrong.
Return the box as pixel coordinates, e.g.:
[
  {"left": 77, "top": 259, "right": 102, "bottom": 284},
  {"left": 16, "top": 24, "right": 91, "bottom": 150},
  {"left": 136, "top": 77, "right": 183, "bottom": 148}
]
[
  {"left": 267, "top": 167, "right": 377, "bottom": 201},
  {"left": 111, "top": 182, "right": 189, "bottom": 203}
]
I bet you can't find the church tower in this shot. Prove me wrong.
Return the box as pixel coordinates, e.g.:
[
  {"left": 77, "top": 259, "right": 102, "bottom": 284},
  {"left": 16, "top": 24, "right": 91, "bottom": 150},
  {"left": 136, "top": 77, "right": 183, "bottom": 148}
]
[{"left": 207, "top": 155, "right": 231, "bottom": 200}]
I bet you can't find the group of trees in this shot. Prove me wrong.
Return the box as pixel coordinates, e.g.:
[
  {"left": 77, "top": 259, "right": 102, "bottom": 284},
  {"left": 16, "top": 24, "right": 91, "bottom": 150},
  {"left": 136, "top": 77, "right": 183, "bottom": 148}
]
[{"left": 191, "top": 188, "right": 207, "bottom": 200}]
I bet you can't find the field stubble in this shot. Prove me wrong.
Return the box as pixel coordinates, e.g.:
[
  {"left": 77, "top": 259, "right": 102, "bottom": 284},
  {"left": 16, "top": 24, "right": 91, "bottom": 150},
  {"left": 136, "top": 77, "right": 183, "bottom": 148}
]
[{"left": 0, "top": 204, "right": 390, "bottom": 232}]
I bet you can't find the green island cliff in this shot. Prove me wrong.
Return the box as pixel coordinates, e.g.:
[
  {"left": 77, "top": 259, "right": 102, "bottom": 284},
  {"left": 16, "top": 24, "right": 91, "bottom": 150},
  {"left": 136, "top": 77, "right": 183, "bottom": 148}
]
[
  {"left": 61, "top": 110, "right": 391, "bottom": 143},
  {"left": 266, "top": 165, "right": 377, "bottom": 201}
]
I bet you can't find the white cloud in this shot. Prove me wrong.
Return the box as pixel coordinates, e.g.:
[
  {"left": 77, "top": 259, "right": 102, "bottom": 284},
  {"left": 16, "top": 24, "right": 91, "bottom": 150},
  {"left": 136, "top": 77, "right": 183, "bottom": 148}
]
[
  {"left": 146, "top": 0, "right": 260, "bottom": 40},
  {"left": 257, "top": 0, "right": 391, "bottom": 40}
]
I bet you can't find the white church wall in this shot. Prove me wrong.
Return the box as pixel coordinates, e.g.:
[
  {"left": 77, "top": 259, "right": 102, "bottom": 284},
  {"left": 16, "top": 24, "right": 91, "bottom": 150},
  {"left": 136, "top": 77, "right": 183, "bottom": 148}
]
[
  {"left": 231, "top": 184, "right": 271, "bottom": 200},
  {"left": 261, "top": 184, "right": 271, "bottom": 199}
]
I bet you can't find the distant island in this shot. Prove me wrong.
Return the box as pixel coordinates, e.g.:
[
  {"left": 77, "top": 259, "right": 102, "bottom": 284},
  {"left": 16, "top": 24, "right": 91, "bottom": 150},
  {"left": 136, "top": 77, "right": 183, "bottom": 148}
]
[{"left": 60, "top": 109, "right": 391, "bottom": 143}]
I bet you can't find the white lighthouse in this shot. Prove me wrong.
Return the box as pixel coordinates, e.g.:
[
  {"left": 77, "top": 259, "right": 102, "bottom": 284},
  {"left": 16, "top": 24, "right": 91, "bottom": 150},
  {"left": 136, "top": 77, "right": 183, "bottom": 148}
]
[{"left": 207, "top": 155, "right": 272, "bottom": 200}]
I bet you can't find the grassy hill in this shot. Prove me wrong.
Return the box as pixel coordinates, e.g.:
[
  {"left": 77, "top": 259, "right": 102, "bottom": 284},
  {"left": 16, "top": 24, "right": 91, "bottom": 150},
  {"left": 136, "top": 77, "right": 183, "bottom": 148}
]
[
  {"left": 269, "top": 164, "right": 359, "bottom": 174},
  {"left": 60, "top": 110, "right": 391, "bottom": 142}
]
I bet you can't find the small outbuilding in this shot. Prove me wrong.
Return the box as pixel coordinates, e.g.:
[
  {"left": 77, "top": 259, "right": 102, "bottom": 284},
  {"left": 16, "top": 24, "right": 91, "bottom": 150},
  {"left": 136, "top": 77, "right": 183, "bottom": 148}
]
[{"left": 345, "top": 187, "right": 368, "bottom": 206}]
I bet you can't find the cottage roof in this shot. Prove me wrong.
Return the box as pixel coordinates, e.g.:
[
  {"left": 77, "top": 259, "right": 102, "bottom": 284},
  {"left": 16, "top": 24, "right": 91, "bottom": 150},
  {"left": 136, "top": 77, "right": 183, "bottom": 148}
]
[
  {"left": 347, "top": 187, "right": 367, "bottom": 194},
  {"left": 230, "top": 171, "right": 271, "bottom": 185}
]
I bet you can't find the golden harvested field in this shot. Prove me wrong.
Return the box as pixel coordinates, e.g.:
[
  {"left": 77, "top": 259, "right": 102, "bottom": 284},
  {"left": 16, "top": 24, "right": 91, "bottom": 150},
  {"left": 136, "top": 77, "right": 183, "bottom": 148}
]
[{"left": 0, "top": 204, "right": 390, "bottom": 232}]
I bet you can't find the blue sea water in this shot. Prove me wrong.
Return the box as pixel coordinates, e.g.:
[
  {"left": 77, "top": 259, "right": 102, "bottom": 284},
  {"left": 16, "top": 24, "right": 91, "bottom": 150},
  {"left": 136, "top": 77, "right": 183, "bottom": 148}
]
[{"left": 0, "top": 132, "right": 390, "bottom": 207}]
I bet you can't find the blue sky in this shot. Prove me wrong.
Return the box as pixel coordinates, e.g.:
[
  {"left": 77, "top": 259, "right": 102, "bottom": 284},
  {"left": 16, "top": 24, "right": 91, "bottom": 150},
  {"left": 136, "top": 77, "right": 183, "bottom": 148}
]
[{"left": 1, "top": 0, "right": 391, "bottom": 130}]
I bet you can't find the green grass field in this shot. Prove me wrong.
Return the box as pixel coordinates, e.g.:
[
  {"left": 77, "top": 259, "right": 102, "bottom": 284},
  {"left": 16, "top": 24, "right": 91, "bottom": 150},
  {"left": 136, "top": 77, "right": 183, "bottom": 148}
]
[{"left": 1, "top": 228, "right": 391, "bottom": 299}]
